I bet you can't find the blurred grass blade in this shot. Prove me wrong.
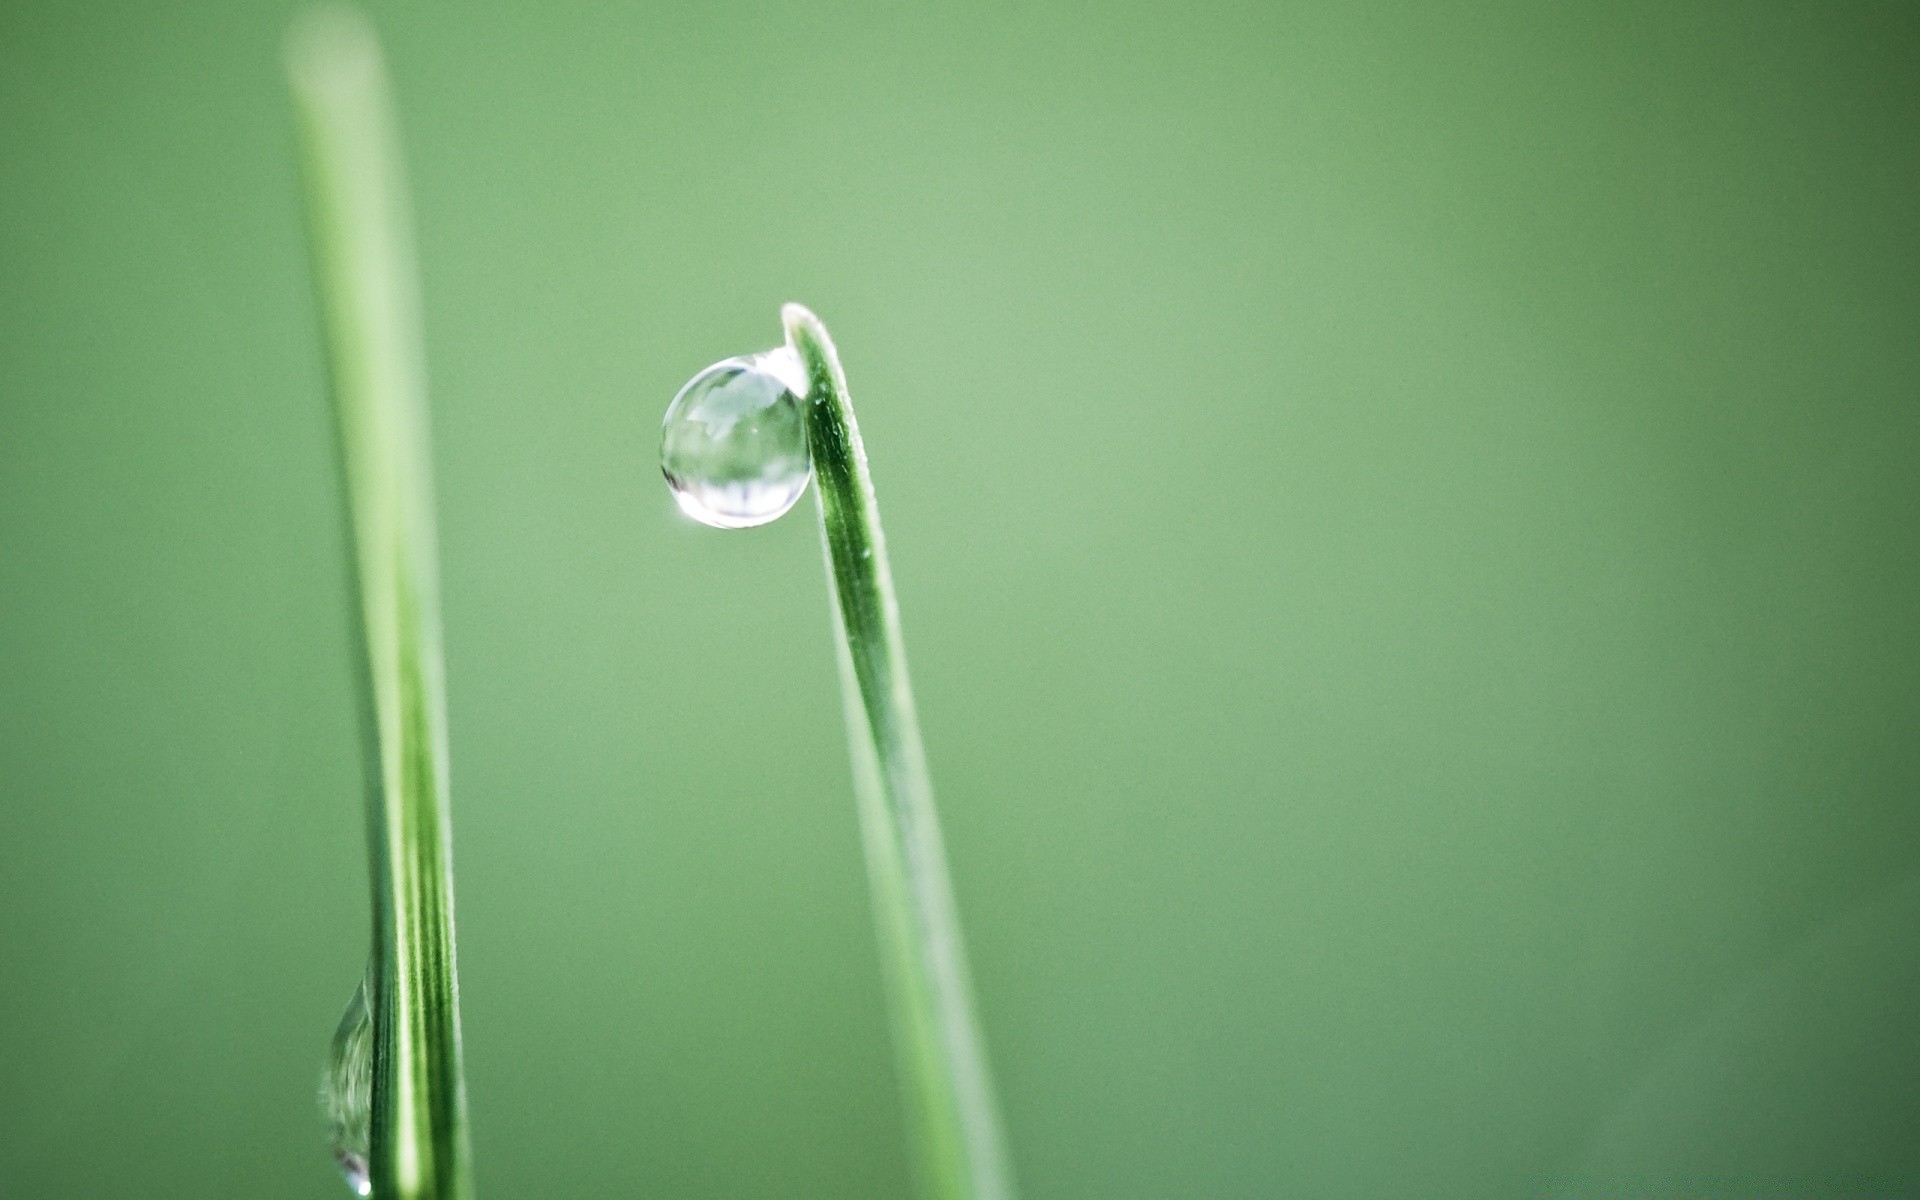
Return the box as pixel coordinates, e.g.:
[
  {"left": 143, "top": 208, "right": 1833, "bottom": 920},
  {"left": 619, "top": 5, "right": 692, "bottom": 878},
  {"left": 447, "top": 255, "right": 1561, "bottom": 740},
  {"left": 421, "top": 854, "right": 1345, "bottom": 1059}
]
[
  {"left": 783, "top": 304, "right": 1017, "bottom": 1200},
  {"left": 287, "top": 11, "right": 474, "bottom": 1199}
]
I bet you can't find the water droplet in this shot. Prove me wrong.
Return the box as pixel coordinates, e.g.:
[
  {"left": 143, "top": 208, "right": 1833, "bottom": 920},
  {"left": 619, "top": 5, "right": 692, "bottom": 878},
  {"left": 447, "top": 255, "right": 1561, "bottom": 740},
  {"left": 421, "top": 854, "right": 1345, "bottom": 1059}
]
[
  {"left": 321, "top": 971, "right": 374, "bottom": 1197},
  {"left": 661, "top": 350, "right": 811, "bottom": 529}
]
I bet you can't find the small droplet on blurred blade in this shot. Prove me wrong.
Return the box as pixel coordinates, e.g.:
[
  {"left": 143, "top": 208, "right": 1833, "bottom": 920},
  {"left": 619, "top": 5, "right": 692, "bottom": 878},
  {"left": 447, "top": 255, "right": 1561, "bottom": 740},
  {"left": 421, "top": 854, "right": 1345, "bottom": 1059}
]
[
  {"left": 661, "top": 349, "right": 812, "bottom": 529},
  {"left": 322, "top": 970, "right": 373, "bottom": 1196}
]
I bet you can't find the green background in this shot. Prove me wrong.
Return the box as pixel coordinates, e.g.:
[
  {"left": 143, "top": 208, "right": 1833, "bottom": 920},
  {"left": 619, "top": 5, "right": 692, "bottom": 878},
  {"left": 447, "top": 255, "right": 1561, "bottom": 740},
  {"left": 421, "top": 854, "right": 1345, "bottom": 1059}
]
[{"left": 3, "top": 2, "right": 1917, "bottom": 1196}]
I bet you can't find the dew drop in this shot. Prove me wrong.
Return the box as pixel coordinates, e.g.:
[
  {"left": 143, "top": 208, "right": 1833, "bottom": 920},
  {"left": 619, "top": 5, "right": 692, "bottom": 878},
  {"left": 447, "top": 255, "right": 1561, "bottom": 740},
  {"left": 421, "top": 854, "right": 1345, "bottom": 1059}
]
[
  {"left": 321, "top": 971, "right": 373, "bottom": 1197},
  {"left": 661, "top": 350, "right": 811, "bottom": 529}
]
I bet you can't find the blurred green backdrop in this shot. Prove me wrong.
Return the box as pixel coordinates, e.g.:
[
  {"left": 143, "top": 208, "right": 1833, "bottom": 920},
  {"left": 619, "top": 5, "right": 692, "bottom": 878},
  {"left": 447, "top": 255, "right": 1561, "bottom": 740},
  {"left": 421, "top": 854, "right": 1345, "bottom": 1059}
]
[{"left": 3, "top": 2, "right": 1918, "bottom": 1197}]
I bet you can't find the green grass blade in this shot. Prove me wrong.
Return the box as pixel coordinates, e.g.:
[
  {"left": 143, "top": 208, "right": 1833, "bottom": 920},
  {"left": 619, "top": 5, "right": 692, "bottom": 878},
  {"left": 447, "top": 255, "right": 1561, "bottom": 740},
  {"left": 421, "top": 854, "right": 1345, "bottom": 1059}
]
[
  {"left": 288, "top": 11, "right": 473, "bottom": 1199},
  {"left": 782, "top": 304, "right": 1016, "bottom": 1200}
]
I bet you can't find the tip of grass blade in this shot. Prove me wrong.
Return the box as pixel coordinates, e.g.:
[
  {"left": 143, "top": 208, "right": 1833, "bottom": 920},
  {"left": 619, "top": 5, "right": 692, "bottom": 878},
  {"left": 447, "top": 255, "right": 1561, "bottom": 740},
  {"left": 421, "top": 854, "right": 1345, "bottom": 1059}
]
[
  {"left": 285, "top": 6, "right": 384, "bottom": 104},
  {"left": 781, "top": 302, "right": 824, "bottom": 346}
]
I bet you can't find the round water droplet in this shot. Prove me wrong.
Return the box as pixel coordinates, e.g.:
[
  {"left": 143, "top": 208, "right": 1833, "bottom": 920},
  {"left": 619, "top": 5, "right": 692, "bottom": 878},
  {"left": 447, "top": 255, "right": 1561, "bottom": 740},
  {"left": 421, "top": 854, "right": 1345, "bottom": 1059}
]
[
  {"left": 322, "top": 972, "right": 373, "bottom": 1196},
  {"left": 661, "top": 353, "right": 811, "bottom": 529}
]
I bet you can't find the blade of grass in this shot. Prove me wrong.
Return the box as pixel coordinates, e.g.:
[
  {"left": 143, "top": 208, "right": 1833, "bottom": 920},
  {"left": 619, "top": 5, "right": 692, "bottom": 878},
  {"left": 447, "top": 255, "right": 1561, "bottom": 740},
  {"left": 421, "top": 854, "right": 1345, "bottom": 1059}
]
[
  {"left": 288, "top": 11, "right": 473, "bottom": 1199},
  {"left": 782, "top": 304, "right": 1017, "bottom": 1200}
]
